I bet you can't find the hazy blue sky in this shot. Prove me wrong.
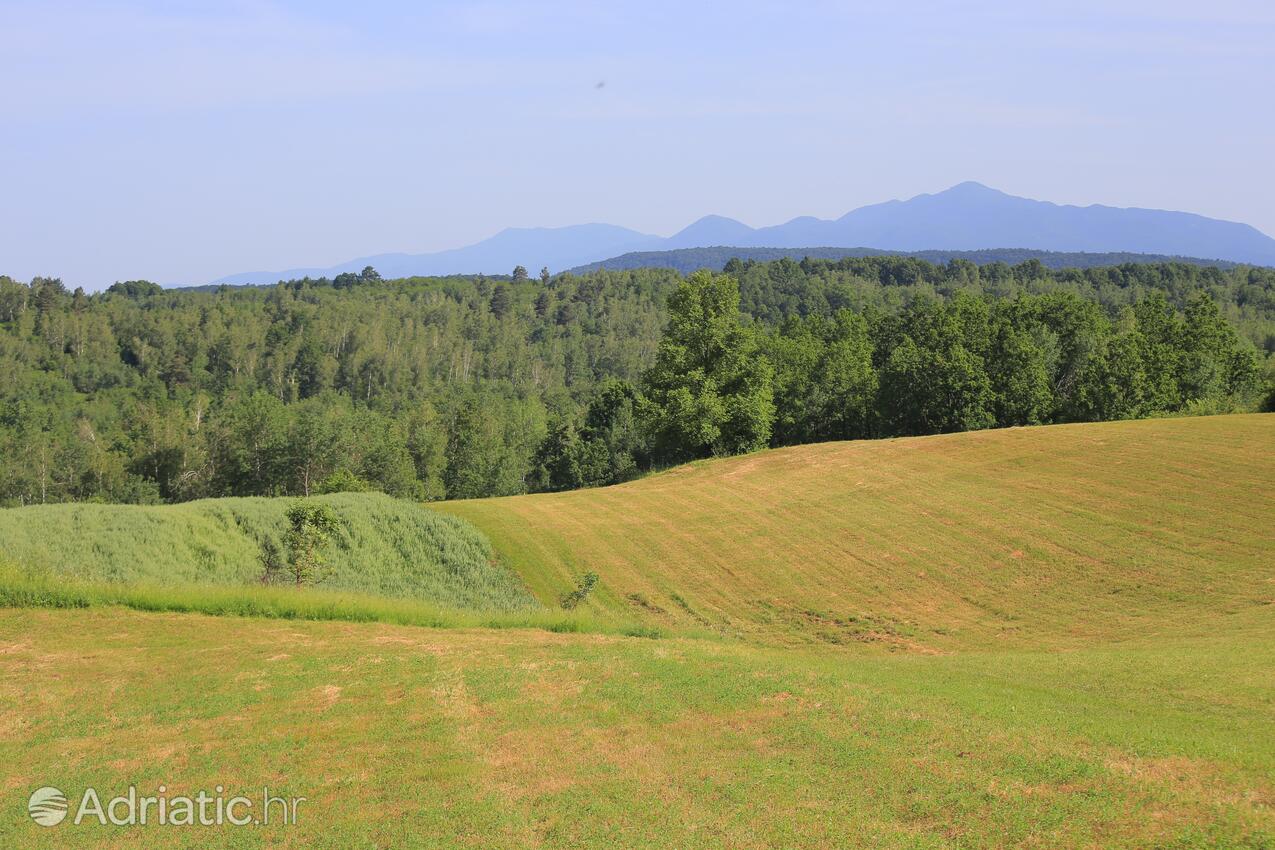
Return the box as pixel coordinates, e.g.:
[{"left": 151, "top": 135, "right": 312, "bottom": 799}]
[{"left": 3, "top": 0, "right": 1273, "bottom": 289}]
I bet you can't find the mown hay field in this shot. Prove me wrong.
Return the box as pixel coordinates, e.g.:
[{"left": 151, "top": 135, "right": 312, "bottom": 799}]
[{"left": 439, "top": 414, "right": 1275, "bottom": 650}]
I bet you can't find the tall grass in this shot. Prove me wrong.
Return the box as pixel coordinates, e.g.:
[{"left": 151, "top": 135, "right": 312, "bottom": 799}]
[
  {"left": 0, "top": 492, "right": 535, "bottom": 611},
  {"left": 0, "top": 564, "right": 662, "bottom": 637}
]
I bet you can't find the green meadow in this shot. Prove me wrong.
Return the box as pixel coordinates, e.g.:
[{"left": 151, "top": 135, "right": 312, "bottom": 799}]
[
  {"left": 0, "top": 607, "right": 1270, "bottom": 849},
  {"left": 1, "top": 414, "right": 1272, "bottom": 848}
]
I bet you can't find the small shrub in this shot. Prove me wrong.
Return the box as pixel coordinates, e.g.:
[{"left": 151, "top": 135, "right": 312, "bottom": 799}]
[
  {"left": 317, "top": 469, "right": 372, "bottom": 494},
  {"left": 620, "top": 624, "right": 664, "bottom": 639},
  {"left": 559, "top": 572, "right": 599, "bottom": 610},
  {"left": 283, "top": 501, "right": 340, "bottom": 586},
  {"left": 257, "top": 537, "right": 285, "bottom": 584}
]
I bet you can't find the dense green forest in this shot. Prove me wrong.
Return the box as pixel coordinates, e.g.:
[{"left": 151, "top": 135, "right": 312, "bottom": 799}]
[
  {"left": 570, "top": 246, "right": 1251, "bottom": 275},
  {"left": 1, "top": 257, "right": 1271, "bottom": 506}
]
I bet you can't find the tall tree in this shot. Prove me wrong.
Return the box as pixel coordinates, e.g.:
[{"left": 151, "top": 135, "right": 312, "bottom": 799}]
[
  {"left": 641, "top": 270, "right": 774, "bottom": 461},
  {"left": 489, "top": 284, "right": 512, "bottom": 319}
]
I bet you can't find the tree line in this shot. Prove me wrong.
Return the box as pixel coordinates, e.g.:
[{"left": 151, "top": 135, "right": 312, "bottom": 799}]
[
  {"left": 0, "top": 256, "right": 1270, "bottom": 506},
  {"left": 531, "top": 270, "right": 1265, "bottom": 489}
]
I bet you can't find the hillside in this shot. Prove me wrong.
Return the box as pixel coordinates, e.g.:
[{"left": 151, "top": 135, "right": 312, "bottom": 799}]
[
  {"left": 437, "top": 414, "right": 1275, "bottom": 650},
  {"left": 0, "top": 492, "right": 534, "bottom": 612},
  {"left": 10, "top": 258, "right": 1271, "bottom": 510},
  {"left": 2, "top": 415, "right": 1273, "bottom": 847}
]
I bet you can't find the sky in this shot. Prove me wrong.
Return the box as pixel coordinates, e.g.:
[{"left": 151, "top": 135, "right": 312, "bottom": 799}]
[{"left": 2, "top": 0, "right": 1273, "bottom": 290}]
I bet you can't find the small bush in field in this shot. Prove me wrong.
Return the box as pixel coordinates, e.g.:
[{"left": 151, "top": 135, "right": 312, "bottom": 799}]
[
  {"left": 559, "top": 572, "right": 599, "bottom": 610},
  {"left": 283, "top": 501, "right": 340, "bottom": 587},
  {"left": 258, "top": 537, "right": 285, "bottom": 585}
]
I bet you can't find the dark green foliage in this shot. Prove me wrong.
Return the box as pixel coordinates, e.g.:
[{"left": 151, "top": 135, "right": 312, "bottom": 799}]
[
  {"left": 0, "top": 256, "right": 1269, "bottom": 506},
  {"left": 489, "top": 284, "right": 512, "bottom": 318},
  {"left": 333, "top": 265, "right": 381, "bottom": 290},
  {"left": 282, "top": 500, "right": 340, "bottom": 586},
  {"left": 317, "top": 468, "right": 371, "bottom": 494},
  {"left": 768, "top": 311, "right": 877, "bottom": 442},
  {"left": 574, "top": 246, "right": 1255, "bottom": 276},
  {"left": 106, "top": 279, "right": 163, "bottom": 298},
  {"left": 444, "top": 394, "right": 542, "bottom": 499},
  {"left": 534, "top": 288, "right": 553, "bottom": 318},
  {"left": 641, "top": 270, "right": 774, "bottom": 462},
  {"left": 583, "top": 379, "right": 644, "bottom": 482},
  {"left": 531, "top": 379, "right": 643, "bottom": 491},
  {"left": 257, "top": 536, "right": 285, "bottom": 584},
  {"left": 879, "top": 336, "right": 995, "bottom": 435},
  {"left": 559, "top": 572, "right": 599, "bottom": 610},
  {"left": 530, "top": 421, "right": 606, "bottom": 492}
]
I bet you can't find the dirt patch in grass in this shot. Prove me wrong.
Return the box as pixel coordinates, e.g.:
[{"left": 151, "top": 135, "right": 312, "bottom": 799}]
[
  {"left": 1107, "top": 755, "right": 1275, "bottom": 809},
  {"left": 753, "top": 601, "right": 941, "bottom": 653}
]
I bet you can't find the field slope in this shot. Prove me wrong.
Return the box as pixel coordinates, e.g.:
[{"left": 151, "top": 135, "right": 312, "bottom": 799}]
[
  {"left": 2, "top": 415, "right": 1273, "bottom": 848},
  {"left": 438, "top": 414, "right": 1275, "bottom": 650},
  {"left": 0, "top": 492, "right": 535, "bottom": 612}
]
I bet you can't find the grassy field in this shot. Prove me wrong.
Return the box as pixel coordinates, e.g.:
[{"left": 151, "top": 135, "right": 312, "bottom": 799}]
[
  {"left": 1, "top": 414, "right": 1272, "bottom": 847},
  {"left": 0, "top": 563, "right": 651, "bottom": 637},
  {"left": 0, "top": 492, "right": 535, "bottom": 612},
  {"left": 0, "top": 607, "right": 1271, "bottom": 849},
  {"left": 438, "top": 414, "right": 1275, "bottom": 650}
]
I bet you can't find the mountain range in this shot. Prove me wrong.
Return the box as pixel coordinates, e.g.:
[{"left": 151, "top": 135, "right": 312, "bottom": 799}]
[{"left": 209, "top": 182, "right": 1275, "bottom": 284}]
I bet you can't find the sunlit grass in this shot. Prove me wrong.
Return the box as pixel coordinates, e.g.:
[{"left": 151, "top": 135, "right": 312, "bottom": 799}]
[
  {"left": 0, "top": 491, "right": 535, "bottom": 612},
  {"left": 438, "top": 413, "right": 1275, "bottom": 650},
  {"left": 0, "top": 607, "right": 1271, "bottom": 848},
  {"left": 1, "top": 415, "right": 1272, "bottom": 847},
  {"left": 0, "top": 564, "right": 661, "bottom": 638}
]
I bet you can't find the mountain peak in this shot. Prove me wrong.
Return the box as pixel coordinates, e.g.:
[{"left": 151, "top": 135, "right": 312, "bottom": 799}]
[
  {"left": 673, "top": 214, "right": 750, "bottom": 232},
  {"left": 936, "top": 181, "right": 1004, "bottom": 198},
  {"left": 688, "top": 214, "right": 744, "bottom": 225},
  {"left": 666, "top": 214, "right": 755, "bottom": 248}
]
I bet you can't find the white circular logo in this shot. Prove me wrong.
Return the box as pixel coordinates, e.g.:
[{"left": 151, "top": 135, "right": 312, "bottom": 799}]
[{"left": 28, "top": 786, "right": 69, "bottom": 827}]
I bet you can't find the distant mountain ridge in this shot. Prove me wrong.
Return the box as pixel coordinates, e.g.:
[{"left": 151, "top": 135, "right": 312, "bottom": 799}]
[
  {"left": 568, "top": 247, "right": 1249, "bottom": 276},
  {"left": 208, "top": 183, "right": 1275, "bottom": 284},
  {"left": 211, "top": 223, "right": 655, "bottom": 286}
]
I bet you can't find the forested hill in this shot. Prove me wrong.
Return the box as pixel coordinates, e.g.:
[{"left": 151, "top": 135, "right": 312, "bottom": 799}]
[
  {"left": 570, "top": 247, "right": 1250, "bottom": 275},
  {"left": 1, "top": 257, "right": 1272, "bottom": 507}
]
